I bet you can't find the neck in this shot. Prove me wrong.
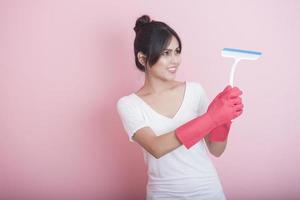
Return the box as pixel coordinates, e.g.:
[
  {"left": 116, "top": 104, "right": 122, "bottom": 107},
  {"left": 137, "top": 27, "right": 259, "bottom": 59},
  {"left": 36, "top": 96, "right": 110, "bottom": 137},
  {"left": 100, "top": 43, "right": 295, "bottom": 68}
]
[{"left": 141, "top": 73, "right": 176, "bottom": 95}]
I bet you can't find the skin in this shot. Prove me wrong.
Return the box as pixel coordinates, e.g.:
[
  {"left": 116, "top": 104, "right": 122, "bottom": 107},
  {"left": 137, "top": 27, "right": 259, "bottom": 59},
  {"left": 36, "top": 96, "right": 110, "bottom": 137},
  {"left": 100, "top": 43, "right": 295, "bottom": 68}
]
[{"left": 133, "top": 35, "right": 227, "bottom": 159}]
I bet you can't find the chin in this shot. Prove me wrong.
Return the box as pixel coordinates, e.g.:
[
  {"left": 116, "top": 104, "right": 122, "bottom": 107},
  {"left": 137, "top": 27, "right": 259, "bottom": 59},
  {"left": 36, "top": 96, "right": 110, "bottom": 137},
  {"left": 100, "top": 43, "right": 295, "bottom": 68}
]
[
  {"left": 156, "top": 72, "right": 176, "bottom": 81},
  {"left": 165, "top": 75, "right": 176, "bottom": 81}
]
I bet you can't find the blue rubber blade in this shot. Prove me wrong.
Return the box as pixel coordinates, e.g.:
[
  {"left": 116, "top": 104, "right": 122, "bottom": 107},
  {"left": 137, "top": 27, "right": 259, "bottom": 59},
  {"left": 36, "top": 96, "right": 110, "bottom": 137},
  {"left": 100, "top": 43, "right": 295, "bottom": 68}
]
[{"left": 223, "top": 48, "right": 262, "bottom": 55}]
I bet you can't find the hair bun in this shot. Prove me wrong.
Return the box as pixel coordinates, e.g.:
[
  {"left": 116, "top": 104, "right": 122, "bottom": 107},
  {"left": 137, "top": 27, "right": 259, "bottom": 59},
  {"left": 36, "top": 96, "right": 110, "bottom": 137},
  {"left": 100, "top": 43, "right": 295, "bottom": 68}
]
[{"left": 134, "top": 15, "right": 151, "bottom": 33}]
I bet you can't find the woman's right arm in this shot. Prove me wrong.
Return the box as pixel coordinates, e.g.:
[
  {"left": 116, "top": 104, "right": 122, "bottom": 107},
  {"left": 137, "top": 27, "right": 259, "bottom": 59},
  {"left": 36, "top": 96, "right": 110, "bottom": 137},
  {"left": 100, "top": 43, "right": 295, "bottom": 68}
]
[{"left": 132, "top": 127, "right": 181, "bottom": 159}]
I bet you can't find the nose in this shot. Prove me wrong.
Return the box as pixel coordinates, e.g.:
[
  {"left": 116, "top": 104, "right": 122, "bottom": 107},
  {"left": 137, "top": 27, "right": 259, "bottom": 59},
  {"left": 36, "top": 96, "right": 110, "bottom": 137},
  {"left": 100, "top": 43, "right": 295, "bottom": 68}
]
[{"left": 171, "top": 52, "right": 180, "bottom": 64}]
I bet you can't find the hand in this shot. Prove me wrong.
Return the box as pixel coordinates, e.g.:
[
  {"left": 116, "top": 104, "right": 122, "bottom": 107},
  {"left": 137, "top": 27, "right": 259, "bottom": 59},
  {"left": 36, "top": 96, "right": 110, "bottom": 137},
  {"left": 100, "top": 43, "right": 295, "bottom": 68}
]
[
  {"left": 207, "top": 85, "right": 244, "bottom": 126},
  {"left": 208, "top": 86, "right": 244, "bottom": 141},
  {"left": 174, "top": 85, "right": 244, "bottom": 149}
]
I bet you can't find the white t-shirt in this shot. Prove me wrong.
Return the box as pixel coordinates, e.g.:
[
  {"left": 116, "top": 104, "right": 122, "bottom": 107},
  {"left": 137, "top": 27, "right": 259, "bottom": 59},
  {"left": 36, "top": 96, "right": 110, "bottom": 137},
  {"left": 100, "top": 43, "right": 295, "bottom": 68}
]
[{"left": 116, "top": 81, "right": 226, "bottom": 200}]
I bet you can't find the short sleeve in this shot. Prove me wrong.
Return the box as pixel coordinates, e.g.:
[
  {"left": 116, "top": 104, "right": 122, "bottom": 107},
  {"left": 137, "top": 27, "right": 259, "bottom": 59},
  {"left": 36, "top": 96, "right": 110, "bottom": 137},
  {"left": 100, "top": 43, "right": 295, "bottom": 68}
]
[
  {"left": 196, "top": 83, "right": 210, "bottom": 115},
  {"left": 116, "top": 97, "right": 149, "bottom": 142}
]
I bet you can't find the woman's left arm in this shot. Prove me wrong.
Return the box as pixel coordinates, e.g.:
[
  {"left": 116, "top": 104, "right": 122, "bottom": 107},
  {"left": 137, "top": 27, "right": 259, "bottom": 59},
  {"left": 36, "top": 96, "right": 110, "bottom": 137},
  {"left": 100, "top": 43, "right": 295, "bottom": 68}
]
[{"left": 204, "top": 136, "right": 227, "bottom": 157}]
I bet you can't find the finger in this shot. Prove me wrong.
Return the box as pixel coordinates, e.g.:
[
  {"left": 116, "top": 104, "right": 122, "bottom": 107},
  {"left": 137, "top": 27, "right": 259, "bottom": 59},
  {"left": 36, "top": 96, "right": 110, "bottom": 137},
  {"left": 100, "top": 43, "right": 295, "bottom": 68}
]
[
  {"left": 229, "top": 88, "right": 243, "bottom": 99},
  {"left": 223, "top": 85, "right": 232, "bottom": 93},
  {"left": 230, "top": 97, "right": 242, "bottom": 105},
  {"left": 235, "top": 110, "right": 243, "bottom": 116},
  {"left": 233, "top": 109, "right": 243, "bottom": 117},
  {"left": 232, "top": 87, "right": 243, "bottom": 94},
  {"left": 226, "top": 98, "right": 241, "bottom": 107},
  {"left": 221, "top": 87, "right": 242, "bottom": 100},
  {"left": 218, "top": 85, "right": 232, "bottom": 98},
  {"left": 234, "top": 104, "right": 244, "bottom": 111},
  {"left": 219, "top": 85, "right": 233, "bottom": 99}
]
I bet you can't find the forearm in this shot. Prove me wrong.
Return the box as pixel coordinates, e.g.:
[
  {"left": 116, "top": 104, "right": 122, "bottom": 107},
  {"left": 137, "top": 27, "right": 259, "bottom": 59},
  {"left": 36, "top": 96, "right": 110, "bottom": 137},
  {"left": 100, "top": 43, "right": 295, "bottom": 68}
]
[
  {"left": 151, "top": 112, "right": 230, "bottom": 158},
  {"left": 152, "top": 129, "right": 228, "bottom": 158},
  {"left": 206, "top": 139, "right": 227, "bottom": 157},
  {"left": 151, "top": 131, "right": 181, "bottom": 159}
]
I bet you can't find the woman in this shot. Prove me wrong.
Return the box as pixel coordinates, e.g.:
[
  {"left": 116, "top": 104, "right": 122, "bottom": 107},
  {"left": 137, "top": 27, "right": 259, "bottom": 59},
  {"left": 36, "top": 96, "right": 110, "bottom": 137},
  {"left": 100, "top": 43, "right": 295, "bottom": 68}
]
[{"left": 116, "top": 15, "right": 243, "bottom": 200}]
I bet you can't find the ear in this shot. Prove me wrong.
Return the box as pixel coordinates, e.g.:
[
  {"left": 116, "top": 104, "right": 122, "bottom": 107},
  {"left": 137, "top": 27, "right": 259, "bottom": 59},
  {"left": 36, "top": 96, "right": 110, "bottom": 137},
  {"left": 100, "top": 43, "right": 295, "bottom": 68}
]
[{"left": 137, "top": 51, "right": 147, "bottom": 66}]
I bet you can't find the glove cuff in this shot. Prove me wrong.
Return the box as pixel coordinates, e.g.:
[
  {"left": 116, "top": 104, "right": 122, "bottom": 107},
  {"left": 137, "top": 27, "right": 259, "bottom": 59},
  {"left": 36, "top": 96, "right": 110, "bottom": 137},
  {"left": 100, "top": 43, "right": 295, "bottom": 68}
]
[{"left": 175, "top": 113, "right": 217, "bottom": 149}]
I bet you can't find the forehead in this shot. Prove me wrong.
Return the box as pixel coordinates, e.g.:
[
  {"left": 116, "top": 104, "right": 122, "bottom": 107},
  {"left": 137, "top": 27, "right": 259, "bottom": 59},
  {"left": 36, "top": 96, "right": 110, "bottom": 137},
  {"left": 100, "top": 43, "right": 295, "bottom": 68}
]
[{"left": 165, "top": 36, "right": 179, "bottom": 49}]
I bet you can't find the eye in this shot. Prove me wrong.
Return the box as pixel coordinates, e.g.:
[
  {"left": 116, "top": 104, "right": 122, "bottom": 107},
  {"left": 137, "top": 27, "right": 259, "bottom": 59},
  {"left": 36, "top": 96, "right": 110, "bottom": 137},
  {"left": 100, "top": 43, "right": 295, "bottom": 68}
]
[
  {"left": 162, "top": 51, "right": 170, "bottom": 56},
  {"left": 175, "top": 49, "right": 181, "bottom": 54}
]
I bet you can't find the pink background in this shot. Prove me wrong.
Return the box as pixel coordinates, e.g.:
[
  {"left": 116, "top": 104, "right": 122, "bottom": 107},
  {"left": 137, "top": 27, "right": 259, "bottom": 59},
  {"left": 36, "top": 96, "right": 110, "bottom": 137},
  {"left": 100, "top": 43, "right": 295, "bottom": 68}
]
[{"left": 1, "top": 1, "right": 299, "bottom": 199}]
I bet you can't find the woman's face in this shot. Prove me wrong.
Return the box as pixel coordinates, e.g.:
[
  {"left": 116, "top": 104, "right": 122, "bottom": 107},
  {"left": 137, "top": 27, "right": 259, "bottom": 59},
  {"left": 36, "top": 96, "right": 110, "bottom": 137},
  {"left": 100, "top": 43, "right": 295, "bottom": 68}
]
[{"left": 146, "top": 35, "right": 181, "bottom": 81}]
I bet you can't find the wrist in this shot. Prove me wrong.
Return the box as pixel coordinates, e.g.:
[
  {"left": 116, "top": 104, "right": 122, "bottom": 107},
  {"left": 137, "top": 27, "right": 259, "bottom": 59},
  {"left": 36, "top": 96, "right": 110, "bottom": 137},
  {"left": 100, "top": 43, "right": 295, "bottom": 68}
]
[
  {"left": 199, "top": 113, "right": 219, "bottom": 133},
  {"left": 175, "top": 113, "right": 218, "bottom": 149},
  {"left": 208, "top": 121, "right": 232, "bottom": 142},
  {"left": 205, "top": 112, "right": 218, "bottom": 128}
]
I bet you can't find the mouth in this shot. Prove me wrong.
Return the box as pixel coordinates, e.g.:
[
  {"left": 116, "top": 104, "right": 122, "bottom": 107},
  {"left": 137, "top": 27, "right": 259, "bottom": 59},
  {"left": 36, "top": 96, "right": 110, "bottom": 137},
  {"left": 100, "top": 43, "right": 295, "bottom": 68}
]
[{"left": 167, "top": 66, "right": 177, "bottom": 73}]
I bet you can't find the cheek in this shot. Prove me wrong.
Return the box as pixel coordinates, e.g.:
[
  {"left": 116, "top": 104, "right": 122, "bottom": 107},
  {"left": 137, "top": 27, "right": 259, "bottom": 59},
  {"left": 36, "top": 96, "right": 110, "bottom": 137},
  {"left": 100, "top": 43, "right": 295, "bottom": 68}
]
[
  {"left": 176, "top": 53, "right": 182, "bottom": 61},
  {"left": 178, "top": 56, "right": 182, "bottom": 63},
  {"left": 155, "top": 57, "right": 169, "bottom": 66}
]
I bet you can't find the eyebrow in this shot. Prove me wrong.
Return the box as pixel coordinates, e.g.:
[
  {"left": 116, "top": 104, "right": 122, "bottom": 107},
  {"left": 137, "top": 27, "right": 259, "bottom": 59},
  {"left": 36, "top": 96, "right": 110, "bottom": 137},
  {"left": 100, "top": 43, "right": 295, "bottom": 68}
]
[{"left": 163, "top": 47, "right": 181, "bottom": 51}]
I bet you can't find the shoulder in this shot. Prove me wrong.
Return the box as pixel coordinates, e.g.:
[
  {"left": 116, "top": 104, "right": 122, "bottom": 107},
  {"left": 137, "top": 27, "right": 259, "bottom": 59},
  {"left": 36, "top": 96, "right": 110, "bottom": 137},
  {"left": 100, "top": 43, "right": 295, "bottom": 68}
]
[
  {"left": 116, "top": 94, "right": 135, "bottom": 108},
  {"left": 187, "top": 81, "right": 206, "bottom": 94},
  {"left": 116, "top": 93, "right": 144, "bottom": 114}
]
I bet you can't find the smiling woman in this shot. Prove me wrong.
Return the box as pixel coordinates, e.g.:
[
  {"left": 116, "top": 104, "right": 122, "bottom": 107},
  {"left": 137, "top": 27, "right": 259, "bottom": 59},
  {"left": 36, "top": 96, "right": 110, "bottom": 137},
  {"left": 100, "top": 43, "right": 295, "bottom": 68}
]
[
  {"left": 133, "top": 15, "right": 182, "bottom": 73},
  {"left": 116, "top": 14, "right": 244, "bottom": 200}
]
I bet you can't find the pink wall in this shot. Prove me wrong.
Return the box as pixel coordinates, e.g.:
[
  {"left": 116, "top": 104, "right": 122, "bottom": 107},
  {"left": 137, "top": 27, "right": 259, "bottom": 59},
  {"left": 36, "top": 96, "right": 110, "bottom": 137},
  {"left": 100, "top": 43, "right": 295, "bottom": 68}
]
[{"left": 1, "top": 0, "right": 299, "bottom": 199}]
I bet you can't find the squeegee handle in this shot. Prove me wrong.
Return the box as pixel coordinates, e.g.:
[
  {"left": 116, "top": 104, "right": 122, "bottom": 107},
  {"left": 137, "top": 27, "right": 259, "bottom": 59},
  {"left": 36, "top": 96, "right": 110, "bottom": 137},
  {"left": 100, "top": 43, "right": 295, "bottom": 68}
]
[
  {"left": 229, "top": 59, "right": 240, "bottom": 87},
  {"left": 229, "top": 59, "right": 241, "bottom": 122}
]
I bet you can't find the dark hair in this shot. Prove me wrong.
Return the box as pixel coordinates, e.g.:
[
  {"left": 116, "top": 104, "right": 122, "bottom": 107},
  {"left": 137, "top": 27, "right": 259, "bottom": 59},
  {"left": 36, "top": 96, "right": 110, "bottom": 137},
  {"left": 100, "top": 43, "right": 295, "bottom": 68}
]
[{"left": 133, "top": 15, "right": 182, "bottom": 72}]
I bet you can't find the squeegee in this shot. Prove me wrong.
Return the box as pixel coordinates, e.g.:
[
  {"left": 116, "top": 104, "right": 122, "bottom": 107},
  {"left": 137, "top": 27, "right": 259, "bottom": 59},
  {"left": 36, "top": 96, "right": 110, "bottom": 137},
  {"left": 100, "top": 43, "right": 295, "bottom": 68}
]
[{"left": 222, "top": 48, "right": 262, "bottom": 86}]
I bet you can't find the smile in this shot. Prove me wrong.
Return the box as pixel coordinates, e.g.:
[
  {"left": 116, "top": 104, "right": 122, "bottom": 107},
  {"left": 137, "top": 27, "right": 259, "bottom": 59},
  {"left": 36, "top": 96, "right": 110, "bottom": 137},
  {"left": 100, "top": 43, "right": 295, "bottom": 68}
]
[{"left": 167, "top": 67, "right": 177, "bottom": 73}]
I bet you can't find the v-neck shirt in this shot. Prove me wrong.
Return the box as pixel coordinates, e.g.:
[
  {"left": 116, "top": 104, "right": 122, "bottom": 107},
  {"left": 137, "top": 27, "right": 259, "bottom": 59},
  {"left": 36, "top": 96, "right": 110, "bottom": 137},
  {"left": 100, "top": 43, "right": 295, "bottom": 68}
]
[
  {"left": 132, "top": 81, "right": 187, "bottom": 121},
  {"left": 116, "top": 81, "right": 226, "bottom": 200}
]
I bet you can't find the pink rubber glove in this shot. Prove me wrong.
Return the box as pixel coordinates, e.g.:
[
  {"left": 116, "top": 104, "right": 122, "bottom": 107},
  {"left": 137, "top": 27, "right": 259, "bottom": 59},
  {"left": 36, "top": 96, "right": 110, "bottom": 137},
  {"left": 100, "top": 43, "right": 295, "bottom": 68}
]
[
  {"left": 208, "top": 87, "right": 244, "bottom": 142},
  {"left": 206, "top": 86, "right": 243, "bottom": 126},
  {"left": 175, "top": 86, "right": 243, "bottom": 149},
  {"left": 208, "top": 121, "right": 232, "bottom": 142}
]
